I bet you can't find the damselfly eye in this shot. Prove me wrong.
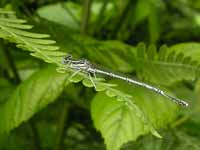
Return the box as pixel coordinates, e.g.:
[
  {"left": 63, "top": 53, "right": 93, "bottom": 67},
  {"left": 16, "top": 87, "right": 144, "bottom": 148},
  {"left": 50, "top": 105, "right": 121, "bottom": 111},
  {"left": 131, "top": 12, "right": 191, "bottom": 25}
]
[{"left": 65, "top": 55, "right": 72, "bottom": 60}]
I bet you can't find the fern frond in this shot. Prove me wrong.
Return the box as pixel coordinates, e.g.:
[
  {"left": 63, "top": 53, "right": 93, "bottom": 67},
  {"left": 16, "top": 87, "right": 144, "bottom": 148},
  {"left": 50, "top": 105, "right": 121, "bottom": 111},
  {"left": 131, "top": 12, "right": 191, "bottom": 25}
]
[
  {"left": 135, "top": 43, "right": 200, "bottom": 85},
  {"left": 0, "top": 10, "right": 63, "bottom": 65}
]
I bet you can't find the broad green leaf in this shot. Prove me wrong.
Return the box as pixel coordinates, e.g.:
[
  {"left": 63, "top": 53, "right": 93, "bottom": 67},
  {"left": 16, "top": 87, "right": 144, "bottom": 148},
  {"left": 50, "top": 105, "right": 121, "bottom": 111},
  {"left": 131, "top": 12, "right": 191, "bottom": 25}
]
[
  {"left": 37, "top": 1, "right": 115, "bottom": 31},
  {"left": 37, "top": 2, "right": 80, "bottom": 30},
  {"left": 91, "top": 80, "right": 178, "bottom": 150},
  {"left": 0, "top": 66, "right": 69, "bottom": 133}
]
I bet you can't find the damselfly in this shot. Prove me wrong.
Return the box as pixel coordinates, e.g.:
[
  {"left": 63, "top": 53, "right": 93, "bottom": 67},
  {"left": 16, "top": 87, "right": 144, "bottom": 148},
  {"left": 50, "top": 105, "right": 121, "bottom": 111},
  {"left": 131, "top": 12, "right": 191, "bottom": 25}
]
[{"left": 62, "top": 55, "right": 188, "bottom": 107}]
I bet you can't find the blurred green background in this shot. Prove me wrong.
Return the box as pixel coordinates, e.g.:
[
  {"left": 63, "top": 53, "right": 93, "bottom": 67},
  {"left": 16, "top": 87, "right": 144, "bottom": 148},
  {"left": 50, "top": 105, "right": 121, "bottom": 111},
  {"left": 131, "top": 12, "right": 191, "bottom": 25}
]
[{"left": 0, "top": 0, "right": 200, "bottom": 150}]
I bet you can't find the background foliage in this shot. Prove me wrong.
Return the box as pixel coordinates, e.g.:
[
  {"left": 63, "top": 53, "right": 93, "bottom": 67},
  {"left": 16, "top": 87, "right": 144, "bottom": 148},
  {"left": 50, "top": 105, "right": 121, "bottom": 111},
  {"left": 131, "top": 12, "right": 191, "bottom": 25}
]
[{"left": 0, "top": 0, "right": 200, "bottom": 150}]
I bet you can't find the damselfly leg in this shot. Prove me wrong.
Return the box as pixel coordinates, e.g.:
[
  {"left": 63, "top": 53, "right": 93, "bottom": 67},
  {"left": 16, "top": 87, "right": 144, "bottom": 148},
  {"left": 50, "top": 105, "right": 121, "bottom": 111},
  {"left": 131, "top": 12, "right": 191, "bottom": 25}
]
[
  {"left": 62, "top": 55, "right": 97, "bottom": 88},
  {"left": 88, "top": 73, "right": 97, "bottom": 89}
]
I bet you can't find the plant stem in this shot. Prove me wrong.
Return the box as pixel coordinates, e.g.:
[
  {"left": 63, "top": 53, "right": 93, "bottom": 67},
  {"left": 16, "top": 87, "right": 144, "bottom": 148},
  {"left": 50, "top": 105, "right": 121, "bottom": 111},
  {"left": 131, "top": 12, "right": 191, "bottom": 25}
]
[
  {"left": 94, "top": 0, "right": 109, "bottom": 36},
  {"left": 29, "top": 121, "right": 41, "bottom": 150},
  {"left": 81, "top": 0, "right": 92, "bottom": 34},
  {"left": 62, "top": 3, "right": 80, "bottom": 26},
  {"left": 109, "top": 0, "right": 132, "bottom": 39},
  {"left": 171, "top": 116, "right": 190, "bottom": 127},
  {"left": 118, "top": 0, "right": 124, "bottom": 14},
  {"left": 55, "top": 101, "right": 70, "bottom": 150},
  {"left": 2, "top": 43, "right": 21, "bottom": 84}
]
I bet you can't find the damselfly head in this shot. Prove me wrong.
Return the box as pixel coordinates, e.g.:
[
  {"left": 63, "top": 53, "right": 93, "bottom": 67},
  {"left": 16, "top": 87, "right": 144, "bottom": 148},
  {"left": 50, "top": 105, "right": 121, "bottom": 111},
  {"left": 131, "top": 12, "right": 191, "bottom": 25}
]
[{"left": 62, "top": 55, "right": 72, "bottom": 64}]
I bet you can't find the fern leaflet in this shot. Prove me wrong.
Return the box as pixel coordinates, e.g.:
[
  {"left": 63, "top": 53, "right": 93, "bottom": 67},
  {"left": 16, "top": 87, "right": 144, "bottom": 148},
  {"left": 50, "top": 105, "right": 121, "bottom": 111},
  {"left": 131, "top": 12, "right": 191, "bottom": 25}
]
[{"left": 135, "top": 43, "right": 200, "bottom": 85}]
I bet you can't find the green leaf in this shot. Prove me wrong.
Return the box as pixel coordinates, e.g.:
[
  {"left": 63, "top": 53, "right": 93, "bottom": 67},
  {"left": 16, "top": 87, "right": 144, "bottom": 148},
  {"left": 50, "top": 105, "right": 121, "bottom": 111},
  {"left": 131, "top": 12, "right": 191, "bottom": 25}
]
[
  {"left": 0, "top": 66, "right": 68, "bottom": 133},
  {"left": 37, "top": 2, "right": 80, "bottom": 30},
  {"left": 91, "top": 80, "right": 178, "bottom": 150},
  {"left": 37, "top": 1, "right": 115, "bottom": 31}
]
